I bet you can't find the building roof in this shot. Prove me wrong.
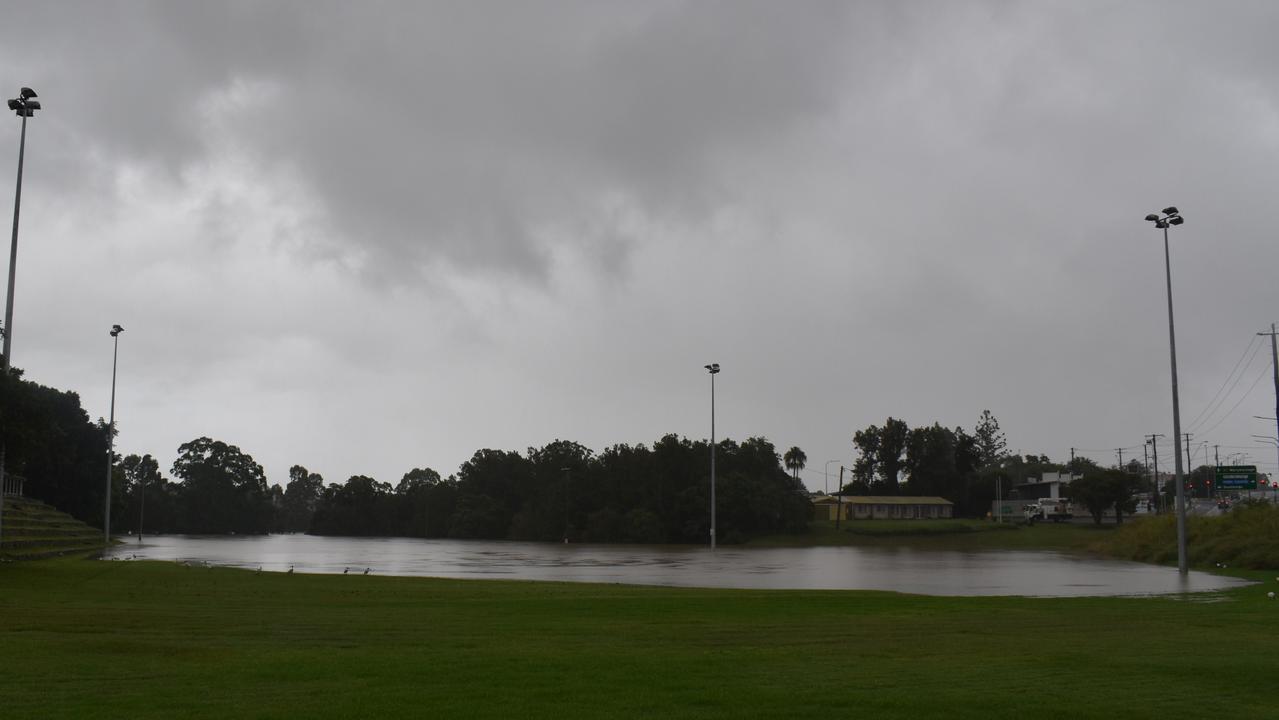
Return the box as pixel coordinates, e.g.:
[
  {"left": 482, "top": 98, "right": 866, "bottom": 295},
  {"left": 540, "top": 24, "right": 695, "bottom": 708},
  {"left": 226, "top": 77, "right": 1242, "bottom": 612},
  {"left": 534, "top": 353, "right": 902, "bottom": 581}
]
[{"left": 811, "top": 495, "right": 953, "bottom": 506}]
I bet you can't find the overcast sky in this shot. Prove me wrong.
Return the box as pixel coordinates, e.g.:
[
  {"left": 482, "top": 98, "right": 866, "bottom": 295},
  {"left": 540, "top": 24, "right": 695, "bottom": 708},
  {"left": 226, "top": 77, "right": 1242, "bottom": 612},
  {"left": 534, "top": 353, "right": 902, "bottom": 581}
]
[{"left": 2, "top": 1, "right": 1278, "bottom": 492}]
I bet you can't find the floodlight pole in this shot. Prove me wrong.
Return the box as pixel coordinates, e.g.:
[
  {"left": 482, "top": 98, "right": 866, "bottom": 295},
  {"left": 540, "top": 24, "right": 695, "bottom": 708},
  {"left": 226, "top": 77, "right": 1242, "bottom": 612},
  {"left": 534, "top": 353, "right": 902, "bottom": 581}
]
[
  {"left": 104, "top": 325, "right": 123, "bottom": 544},
  {"left": 705, "top": 363, "right": 720, "bottom": 550},
  {"left": 3, "top": 97, "right": 31, "bottom": 373},
  {"left": 1146, "top": 208, "right": 1188, "bottom": 574},
  {"left": 1, "top": 87, "right": 39, "bottom": 548}
]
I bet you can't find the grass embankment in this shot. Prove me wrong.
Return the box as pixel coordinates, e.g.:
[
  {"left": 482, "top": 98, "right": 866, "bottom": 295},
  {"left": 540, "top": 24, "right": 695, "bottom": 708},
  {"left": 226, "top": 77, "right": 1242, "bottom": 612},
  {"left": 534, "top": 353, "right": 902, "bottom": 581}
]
[
  {"left": 759, "top": 503, "right": 1279, "bottom": 570},
  {"left": 1092, "top": 501, "right": 1279, "bottom": 569},
  {"left": 751, "top": 518, "right": 1107, "bottom": 552},
  {"left": 2, "top": 559, "right": 1277, "bottom": 719}
]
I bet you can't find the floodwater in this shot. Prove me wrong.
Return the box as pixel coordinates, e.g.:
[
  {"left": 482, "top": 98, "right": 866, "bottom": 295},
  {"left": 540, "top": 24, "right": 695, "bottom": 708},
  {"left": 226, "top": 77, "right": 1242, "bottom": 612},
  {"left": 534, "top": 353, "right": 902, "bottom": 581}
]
[{"left": 102, "top": 534, "right": 1252, "bottom": 597}]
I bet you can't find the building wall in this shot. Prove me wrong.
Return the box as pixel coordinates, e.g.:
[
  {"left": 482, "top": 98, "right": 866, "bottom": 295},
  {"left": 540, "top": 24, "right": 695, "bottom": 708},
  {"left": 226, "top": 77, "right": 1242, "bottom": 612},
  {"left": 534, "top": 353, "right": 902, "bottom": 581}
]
[{"left": 851, "top": 503, "right": 951, "bottom": 520}]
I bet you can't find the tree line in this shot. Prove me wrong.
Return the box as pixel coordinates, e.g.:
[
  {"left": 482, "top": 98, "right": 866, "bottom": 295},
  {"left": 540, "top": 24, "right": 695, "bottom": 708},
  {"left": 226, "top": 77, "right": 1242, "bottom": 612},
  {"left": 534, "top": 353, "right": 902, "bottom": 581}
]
[
  {"left": 846, "top": 410, "right": 1200, "bottom": 523},
  {"left": 2, "top": 367, "right": 811, "bottom": 542},
  {"left": 844, "top": 411, "right": 1006, "bottom": 516}
]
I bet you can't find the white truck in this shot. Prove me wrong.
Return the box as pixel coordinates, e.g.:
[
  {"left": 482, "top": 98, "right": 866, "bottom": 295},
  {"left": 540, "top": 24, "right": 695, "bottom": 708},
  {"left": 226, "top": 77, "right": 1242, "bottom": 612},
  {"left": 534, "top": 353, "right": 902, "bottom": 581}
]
[{"left": 1023, "top": 498, "right": 1073, "bottom": 523}]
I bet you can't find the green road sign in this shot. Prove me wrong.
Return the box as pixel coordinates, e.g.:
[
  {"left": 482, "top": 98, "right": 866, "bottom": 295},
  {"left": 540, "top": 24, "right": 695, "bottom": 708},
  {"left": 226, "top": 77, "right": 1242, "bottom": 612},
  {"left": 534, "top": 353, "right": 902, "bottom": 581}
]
[{"left": 1215, "top": 465, "right": 1257, "bottom": 490}]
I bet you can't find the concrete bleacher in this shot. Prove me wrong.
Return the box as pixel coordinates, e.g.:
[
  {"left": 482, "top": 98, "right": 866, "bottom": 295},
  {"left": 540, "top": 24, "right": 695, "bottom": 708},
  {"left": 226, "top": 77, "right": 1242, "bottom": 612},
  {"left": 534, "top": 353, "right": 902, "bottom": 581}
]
[{"left": 0, "top": 495, "right": 106, "bottom": 561}]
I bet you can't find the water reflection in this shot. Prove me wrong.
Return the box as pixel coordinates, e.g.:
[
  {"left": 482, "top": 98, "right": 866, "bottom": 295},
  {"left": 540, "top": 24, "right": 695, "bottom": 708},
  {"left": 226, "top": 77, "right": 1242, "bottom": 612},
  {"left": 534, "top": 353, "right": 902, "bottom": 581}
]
[{"left": 102, "top": 534, "right": 1251, "bottom": 597}]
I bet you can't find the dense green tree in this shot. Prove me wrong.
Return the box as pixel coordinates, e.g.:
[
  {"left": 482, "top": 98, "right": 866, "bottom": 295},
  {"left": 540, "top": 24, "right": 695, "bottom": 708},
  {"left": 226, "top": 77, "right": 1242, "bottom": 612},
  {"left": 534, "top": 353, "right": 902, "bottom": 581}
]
[
  {"left": 118, "top": 454, "right": 176, "bottom": 535},
  {"left": 973, "top": 410, "right": 1007, "bottom": 468},
  {"left": 171, "top": 437, "right": 272, "bottom": 534},
  {"left": 310, "top": 475, "right": 395, "bottom": 535},
  {"left": 853, "top": 418, "right": 909, "bottom": 494},
  {"left": 395, "top": 467, "right": 453, "bottom": 538},
  {"left": 0, "top": 370, "right": 111, "bottom": 526},
  {"left": 281, "top": 465, "right": 325, "bottom": 533},
  {"left": 904, "top": 424, "right": 958, "bottom": 497},
  {"left": 1069, "top": 469, "right": 1142, "bottom": 525}
]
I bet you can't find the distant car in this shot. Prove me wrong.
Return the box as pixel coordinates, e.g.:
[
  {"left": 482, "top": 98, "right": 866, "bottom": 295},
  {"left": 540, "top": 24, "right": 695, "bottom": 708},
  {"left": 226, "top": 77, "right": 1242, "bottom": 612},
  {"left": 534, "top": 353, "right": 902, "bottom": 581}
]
[{"left": 1216, "top": 500, "right": 1230, "bottom": 510}]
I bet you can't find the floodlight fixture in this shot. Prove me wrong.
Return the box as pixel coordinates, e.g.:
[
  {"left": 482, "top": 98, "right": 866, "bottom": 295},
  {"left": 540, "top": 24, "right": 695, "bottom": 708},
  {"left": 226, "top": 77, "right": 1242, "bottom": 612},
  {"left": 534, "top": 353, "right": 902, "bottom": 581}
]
[
  {"left": 1169, "top": 216, "right": 1184, "bottom": 225},
  {"left": 1162, "top": 206, "right": 1179, "bottom": 216},
  {"left": 7, "top": 88, "right": 38, "bottom": 118},
  {"left": 705, "top": 363, "right": 720, "bottom": 374},
  {"left": 1144, "top": 214, "right": 1159, "bottom": 222},
  {"left": 110, "top": 324, "right": 124, "bottom": 337}
]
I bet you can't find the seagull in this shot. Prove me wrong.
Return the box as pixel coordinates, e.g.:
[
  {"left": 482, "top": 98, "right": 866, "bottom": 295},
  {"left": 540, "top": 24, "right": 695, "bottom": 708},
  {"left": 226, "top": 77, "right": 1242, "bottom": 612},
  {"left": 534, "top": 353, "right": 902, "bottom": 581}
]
[
  {"left": 255, "top": 566, "right": 262, "bottom": 575},
  {"left": 363, "top": 568, "right": 370, "bottom": 575},
  {"left": 287, "top": 565, "right": 294, "bottom": 574},
  {"left": 343, "top": 567, "right": 349, "bottom": 574}
]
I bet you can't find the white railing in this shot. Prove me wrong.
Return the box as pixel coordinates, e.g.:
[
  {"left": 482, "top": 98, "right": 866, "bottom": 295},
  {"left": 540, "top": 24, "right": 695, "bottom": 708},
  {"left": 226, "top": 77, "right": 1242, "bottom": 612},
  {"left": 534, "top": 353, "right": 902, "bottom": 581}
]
[{"left": 1, "top": 473, "right": 24, "bottom": 497}]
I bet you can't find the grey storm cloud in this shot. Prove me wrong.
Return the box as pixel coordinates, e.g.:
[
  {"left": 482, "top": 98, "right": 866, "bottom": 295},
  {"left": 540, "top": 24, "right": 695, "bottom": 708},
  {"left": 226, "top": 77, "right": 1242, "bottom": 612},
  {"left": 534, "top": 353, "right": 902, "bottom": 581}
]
[
  {"left": 2, "top": 1, "right": 865, "bottom": 280},
  {"left": 2, "top": 1, "right": 1279, "bottom": 490}
]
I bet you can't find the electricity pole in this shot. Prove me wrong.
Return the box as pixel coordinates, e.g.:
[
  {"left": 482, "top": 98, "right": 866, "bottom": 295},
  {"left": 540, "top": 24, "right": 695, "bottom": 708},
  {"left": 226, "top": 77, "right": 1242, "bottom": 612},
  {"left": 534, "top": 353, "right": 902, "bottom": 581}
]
[
  {"left": 1183, "top": 433, "right": 1193, "bottom": 499},
  {"left": 1258, "top": 323, "right": 1279, "bottom": 487},
  {"left": 835, "top": 465, "right": 845, "bottom": 530},
  {"left": 1147, "top": 434, "right": 1164, "bottom": 513},
  {"left": 1142, "top": 442, "right": 1150, "bottom": 510}
]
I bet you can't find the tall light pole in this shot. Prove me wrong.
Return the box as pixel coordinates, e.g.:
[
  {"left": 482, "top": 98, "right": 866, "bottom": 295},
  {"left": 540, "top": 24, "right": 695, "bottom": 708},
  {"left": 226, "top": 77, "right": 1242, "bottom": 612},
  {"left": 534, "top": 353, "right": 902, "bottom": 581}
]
[
  {"left": 3, "top": 87, "right": 38, "bottom": 373},
  {"left": 704, "top": 363, "right": 719, "bottom": 550},
  {"left": 824, "top": 459, "right": 839, "bottom": 496},
  {"left": 104, "top": 324, "right": 123, "bottom": 544},
  {"left": 0, "top": 87, "right": 40, "bottom": 548},
  {"left": 1144, "top": 207, "right": 1188, "bottom": 574}
]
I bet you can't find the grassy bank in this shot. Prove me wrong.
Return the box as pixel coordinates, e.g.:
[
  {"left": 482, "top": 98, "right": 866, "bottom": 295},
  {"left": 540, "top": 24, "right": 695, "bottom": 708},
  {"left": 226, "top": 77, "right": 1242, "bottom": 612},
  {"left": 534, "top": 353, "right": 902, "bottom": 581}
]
[
  {"left": 1090, "top": 501, "right": 1279, "bottom": 569},
  {"left": 2, "top": 559, "right": 1277, "bottom": 719},
  {"left": 750, "top": 519, "right": 1109, "bottom": 552}
]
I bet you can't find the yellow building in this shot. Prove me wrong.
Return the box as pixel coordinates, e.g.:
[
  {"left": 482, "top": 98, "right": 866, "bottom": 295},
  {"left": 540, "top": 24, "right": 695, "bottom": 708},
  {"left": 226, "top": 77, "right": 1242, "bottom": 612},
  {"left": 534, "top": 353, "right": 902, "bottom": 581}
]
[{"left": 812, "top": 495, "right": 954, "bottom": 521}]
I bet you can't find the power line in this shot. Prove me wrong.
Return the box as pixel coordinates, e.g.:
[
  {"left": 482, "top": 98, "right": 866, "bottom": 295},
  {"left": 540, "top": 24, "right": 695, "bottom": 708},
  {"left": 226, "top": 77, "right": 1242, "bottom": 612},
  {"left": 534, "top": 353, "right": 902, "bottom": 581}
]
[
  {"left": 1183, "top": 335, "right": 1260, "bottom": 431},
  {"left": 1186, "top": 338, "right": 1266, "bottom": 433},
  {"left": 1194, "top": 358, "right": 1273, "bottom": 439}
]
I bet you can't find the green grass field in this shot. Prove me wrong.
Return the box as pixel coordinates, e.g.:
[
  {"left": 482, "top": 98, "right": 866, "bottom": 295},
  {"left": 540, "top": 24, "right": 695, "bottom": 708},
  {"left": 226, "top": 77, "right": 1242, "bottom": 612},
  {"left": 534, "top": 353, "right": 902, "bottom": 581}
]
[{"left": 2, "top": 558, "right": 1277, "bottom": 719}]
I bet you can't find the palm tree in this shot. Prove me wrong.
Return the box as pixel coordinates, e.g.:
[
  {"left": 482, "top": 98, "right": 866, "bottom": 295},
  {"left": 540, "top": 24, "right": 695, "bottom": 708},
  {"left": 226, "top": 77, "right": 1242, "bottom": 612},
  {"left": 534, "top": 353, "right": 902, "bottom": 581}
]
[{"left": 783, "top": 446, "right": 807, "bottom": 482}]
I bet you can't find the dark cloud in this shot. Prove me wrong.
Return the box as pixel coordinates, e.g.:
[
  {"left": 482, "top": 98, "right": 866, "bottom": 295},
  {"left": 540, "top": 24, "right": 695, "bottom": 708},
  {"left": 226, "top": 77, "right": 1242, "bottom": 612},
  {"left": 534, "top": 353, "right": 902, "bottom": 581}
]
[{"left": 2, "top": 1, "right": 1279, "bottom": 489}]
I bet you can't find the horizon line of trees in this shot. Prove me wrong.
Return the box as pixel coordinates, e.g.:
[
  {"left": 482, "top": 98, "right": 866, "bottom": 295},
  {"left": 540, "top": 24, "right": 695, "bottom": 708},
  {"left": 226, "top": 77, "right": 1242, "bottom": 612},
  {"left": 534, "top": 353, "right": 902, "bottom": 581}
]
[
  {"left": 5, "top": 366, "right": 1227, "bottom": 541},
  {"left": 2, "top": 367, "right": 811, "bottom": 543},
  {"left": 102, "top": 434, "right": 815, "bottom": 544}
]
